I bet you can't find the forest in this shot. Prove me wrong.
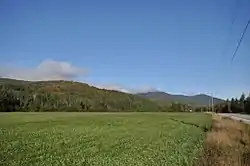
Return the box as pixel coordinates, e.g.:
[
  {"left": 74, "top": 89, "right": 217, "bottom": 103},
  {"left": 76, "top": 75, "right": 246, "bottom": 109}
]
[
  {"left": 0, "top": 78, "right": 249, "bottom": 113},
  {"left": 0, "top": 78, "right": 160, "bottom": 112}
]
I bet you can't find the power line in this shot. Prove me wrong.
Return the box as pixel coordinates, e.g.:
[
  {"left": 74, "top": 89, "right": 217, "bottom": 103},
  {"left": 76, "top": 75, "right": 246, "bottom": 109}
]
[
  {"left": 230, "top": 18, "right": 250, "bottom": 63},
  {"left": 221, "top": 0, "right": 241, "bottom": 57}
]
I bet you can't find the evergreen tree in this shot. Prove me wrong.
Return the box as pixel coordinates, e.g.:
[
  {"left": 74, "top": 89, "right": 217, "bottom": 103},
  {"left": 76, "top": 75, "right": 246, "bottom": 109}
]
[
  {"left": 245, "top": 94, "right": 250, "bottom": 114},
  {"left": 239, "top": 93, "right": 245, "bottom": 104}
]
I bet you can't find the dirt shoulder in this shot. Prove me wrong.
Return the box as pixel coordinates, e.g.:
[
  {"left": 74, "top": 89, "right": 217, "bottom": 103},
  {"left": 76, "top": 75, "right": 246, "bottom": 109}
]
[{"left": 197, "top": 115, "right": 250, "bottom": 166}]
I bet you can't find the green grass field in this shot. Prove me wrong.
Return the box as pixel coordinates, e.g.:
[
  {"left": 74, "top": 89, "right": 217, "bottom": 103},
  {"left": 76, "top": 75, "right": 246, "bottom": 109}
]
[{"left": 0, "top": 112, "right": 211, "bottom": 166}]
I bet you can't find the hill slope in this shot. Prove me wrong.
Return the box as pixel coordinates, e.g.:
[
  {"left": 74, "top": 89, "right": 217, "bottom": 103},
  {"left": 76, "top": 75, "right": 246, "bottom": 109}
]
[
  {"left": 137, "top": 92, "right": 224, "bottom": 106},
  {"left": 0, "top": 78, "right": 159, "bottom": 112}
]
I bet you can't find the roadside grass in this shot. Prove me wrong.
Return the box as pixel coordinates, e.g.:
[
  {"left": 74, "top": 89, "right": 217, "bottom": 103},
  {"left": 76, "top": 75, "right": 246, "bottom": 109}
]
[
  {"left": 198, "top": 115, "right": 250, "bottom": 166},
  {"left": 0, "top": 112, "right": 211, "bottom": 166}
]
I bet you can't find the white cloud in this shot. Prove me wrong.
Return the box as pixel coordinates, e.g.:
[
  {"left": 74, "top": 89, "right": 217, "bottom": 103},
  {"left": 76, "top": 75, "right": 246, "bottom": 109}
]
[
  {"left": 92, "top": 84, "right": 131, "bottom": 93},
  {"left": 132, "top": 86, "right": 159, "bottom": 94},
  {"left": 0, "top": 59, "right": 87, "bottom": 81},
  {"left": 0, "top": 59, "right": 159, "bottom": 94},
  {"left": 93, "top": 84, "right": 159, "bottom": 94}
]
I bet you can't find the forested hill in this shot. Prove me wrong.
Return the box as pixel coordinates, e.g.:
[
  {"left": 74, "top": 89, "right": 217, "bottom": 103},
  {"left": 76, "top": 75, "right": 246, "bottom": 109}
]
[{"left": 0, "top": 78, "right": 159, "bottom": 112}]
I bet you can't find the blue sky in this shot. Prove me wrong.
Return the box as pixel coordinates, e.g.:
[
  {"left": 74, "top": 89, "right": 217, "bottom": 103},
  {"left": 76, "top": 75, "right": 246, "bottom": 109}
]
[{"left": 0, "top": 0, "right": 249, "bottom": 99}]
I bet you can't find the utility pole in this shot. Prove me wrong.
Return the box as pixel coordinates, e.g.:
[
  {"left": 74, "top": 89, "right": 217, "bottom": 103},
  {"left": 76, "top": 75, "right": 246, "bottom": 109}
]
[
  {"left": 211, "top": 93, "right": 214, "bottom": 112},
  {"left": 208, "top": 100, "right": 210, "bottom": 112},
  {"left": 228, "top": 101, "right": 231, "bottom": 112}
]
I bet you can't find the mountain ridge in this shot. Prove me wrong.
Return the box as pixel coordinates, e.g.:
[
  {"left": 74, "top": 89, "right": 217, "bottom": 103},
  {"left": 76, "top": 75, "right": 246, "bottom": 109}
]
[
  {"left": 0, "top": 77, "right": 225, "bottom": 109},
  {"left": 0, "top": 77, "right": 159, "bottom": 112},
  {"left": 137, "top": 91, "right": 224, "bottom": 106}
]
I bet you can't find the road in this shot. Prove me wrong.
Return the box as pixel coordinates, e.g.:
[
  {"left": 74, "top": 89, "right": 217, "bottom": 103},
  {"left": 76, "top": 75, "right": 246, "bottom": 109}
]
[{"left": 218, "top": 113, "right": 250, "bottom": 125}]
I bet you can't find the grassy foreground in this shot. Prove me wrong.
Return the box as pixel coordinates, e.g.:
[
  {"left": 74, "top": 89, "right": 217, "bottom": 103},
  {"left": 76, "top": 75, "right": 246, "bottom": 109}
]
[
  {"left": 198, "top": 115, "right": 250, "bottom": 166},
  {"left": 0, "top": 112, "right": 211, "bottom": 166}
]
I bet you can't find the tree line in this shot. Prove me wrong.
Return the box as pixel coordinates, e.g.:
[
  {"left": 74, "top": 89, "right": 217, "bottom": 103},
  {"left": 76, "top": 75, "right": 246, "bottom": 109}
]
[
  {"left": 213, "top": 93, "right": 250, "bottom": 114},
  {"left": 0, "top": 79, "right": 205, "bottom": 112},
  {"left": 1, "top": 78, "right": 249, "bottom": 113},
  {"left": 0, "top": 79, "right": 160, "bottom": 112}
]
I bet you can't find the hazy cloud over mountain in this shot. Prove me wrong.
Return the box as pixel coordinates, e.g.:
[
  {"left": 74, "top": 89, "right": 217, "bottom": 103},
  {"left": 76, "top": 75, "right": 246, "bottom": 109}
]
[
  {"left": 0, "top": 59, "right": 87, "bottom": 81},
  {"left": 94, "top": 84, "right": 159, "bottom": 94},
  {"left": 0, "top": 59, "right": 158, "bottom": 94}
]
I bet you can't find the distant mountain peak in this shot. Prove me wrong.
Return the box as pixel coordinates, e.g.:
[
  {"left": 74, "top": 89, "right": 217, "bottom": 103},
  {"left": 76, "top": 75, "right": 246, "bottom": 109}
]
[{"left": 137, "top": 91, "right": 224, "bottom": 106}]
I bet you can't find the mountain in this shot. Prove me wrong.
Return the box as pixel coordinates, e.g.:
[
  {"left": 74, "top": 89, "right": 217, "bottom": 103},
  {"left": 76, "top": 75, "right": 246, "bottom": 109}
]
[
  {"left": 0, "top": 78, "right": 159, "bottom": 112},
  {"left": 137, "top": 92, "right": 224, "bottom": 106}
]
